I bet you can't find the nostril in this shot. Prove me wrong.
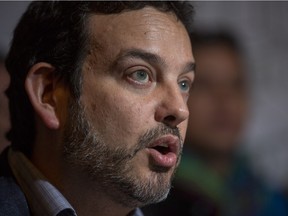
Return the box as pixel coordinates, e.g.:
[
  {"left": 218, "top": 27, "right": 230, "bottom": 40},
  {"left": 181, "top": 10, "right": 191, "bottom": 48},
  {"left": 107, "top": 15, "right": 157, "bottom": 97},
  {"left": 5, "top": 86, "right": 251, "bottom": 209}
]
[{"left": 164, "top": 115, "right": 176, "bottom": 123}]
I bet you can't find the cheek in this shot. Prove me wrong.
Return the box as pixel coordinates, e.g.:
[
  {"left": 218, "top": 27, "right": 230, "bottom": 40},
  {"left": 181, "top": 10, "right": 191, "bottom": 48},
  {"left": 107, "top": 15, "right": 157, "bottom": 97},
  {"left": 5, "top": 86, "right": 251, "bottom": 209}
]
[
  {"left": 85, "top": 88, "right": 154, "bottom": 148},
  {"left": 178, "top": 119, "right": 188, "bottom": 141}
]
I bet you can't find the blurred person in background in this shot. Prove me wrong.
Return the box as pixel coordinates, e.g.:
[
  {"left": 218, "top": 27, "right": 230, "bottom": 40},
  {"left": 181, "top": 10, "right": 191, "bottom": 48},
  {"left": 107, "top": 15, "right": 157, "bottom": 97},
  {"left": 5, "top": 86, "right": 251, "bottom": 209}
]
[
  {"left": 143, "top": 30, "right": 288, "bottom": 216},
  {"left": 0, "top": 53, "right": 10, "bottom": 152}
]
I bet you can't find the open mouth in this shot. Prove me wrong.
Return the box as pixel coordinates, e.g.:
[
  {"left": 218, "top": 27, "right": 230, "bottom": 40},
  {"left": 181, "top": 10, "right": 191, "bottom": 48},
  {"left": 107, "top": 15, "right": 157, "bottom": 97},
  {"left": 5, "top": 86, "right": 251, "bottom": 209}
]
[
  {"left": 151, "top": 144, "right": 171, "bottom": 155},
  {"left": 146, "top": 135, "right": 180, "bottom": 168}
]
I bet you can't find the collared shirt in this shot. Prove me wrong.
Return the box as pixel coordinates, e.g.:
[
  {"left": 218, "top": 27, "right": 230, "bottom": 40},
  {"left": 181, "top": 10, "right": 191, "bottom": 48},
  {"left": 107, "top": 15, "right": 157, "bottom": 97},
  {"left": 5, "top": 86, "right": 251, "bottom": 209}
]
[
  {"left": 8, "top": 149, "right": 143, "bottom": 216},
  {"left": 8, "top": 149, "right": 76, "bottom": 216}
]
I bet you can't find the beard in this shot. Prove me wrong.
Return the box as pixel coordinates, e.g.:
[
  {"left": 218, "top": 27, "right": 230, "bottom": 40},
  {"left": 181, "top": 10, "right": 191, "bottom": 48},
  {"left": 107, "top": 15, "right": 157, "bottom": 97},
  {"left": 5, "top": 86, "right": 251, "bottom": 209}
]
[{"left": 62, "top": 99, "right": 183, "bottom": 207}]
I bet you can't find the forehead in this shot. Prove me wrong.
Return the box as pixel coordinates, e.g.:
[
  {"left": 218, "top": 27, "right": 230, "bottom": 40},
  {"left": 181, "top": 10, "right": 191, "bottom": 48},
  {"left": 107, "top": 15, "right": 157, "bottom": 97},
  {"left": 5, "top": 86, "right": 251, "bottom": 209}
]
[{"left": 86, "top": 7, "right": 192, "bottom": 62}]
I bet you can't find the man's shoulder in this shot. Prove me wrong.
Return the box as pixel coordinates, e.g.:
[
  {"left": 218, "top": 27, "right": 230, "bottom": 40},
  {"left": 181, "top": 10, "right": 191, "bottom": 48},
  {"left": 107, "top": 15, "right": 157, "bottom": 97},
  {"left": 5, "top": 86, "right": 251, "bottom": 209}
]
[
  {"left": 0, "top": 148, "right": 30, "bottom": 216},
  {"left": 0, "top": 176, "right": 30, "bottom": 216}
]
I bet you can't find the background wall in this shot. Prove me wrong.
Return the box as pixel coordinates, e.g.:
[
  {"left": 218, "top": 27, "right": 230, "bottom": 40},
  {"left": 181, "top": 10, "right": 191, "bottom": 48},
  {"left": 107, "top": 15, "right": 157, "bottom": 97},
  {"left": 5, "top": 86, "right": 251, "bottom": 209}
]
[
  {"left": 0, "top": 2, "right": 28, "bottom": 54},
  {"left": 0, "top": 1, "right": 287, "bottom": 188}
]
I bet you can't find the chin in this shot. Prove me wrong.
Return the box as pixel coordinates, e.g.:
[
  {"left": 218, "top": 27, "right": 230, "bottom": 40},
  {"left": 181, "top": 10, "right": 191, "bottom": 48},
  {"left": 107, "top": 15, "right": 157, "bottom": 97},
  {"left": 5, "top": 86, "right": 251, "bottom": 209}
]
[{"left": 121, "top": 166, "right": 174, "bottom": 207}]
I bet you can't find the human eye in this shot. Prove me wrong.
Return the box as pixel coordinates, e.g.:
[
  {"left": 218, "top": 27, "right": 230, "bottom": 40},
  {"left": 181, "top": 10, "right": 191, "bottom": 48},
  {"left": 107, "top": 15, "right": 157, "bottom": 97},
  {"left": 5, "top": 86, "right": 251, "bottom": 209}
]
[
  {"left": 129, "top": 70, "right": 149, "bottom": 83},
  {"left": 178, "top": 79, "right": 191, "bottom": 93},
  {"left": 126, "top": 67, "right": 153, "bottom": 86}
]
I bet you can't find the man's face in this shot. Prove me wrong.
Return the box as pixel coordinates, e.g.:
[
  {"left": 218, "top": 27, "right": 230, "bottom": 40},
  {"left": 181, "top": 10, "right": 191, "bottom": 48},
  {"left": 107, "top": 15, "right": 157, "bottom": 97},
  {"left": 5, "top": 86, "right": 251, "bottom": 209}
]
[
  {"left": 186, "top": 44, "right": 247, "bottom": 154},
  {"left": 63, "top": 7, "right": 194, "bottom": 207},
  {"left": 0, "top": 63, "right": 10, "bottom": 152}
]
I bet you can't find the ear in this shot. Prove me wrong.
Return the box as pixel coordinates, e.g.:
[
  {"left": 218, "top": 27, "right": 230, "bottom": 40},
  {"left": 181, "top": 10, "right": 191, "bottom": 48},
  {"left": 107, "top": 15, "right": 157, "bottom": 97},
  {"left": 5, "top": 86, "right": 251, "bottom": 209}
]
[{"left": 25, "top": 63, "right": 61, "bottom": 130}]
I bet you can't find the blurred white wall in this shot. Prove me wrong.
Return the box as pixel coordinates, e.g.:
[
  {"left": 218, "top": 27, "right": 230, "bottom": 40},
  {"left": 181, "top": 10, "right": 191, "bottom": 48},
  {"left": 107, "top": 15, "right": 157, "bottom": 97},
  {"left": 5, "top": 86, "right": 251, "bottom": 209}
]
[
  {"left": 0, "top": 2, "right": 29, "bottom": 54},
  {"left": 0, "top": 1, "right": 287, "bottom": 188}
]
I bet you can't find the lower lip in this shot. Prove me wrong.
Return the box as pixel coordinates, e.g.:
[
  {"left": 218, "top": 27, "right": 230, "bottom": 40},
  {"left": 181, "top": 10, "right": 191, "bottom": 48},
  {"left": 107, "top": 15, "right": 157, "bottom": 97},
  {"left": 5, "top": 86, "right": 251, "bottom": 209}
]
[{"left": 147, "top": 148, "right": 177, "bottom": 168}]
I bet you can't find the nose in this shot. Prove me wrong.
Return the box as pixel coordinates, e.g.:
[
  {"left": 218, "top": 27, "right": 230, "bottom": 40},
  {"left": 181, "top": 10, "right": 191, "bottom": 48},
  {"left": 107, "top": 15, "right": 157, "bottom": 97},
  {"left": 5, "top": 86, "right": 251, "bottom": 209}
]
[{"left": 154, "top": 85, "right": 189, "bottom": 128}]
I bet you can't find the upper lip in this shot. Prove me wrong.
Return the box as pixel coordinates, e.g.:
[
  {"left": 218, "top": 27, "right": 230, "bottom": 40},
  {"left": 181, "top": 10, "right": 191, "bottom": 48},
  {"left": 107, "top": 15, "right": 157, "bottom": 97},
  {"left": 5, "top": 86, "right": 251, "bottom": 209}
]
[{"left": 147, "top": 134, "right": 180, "bottom": 155}]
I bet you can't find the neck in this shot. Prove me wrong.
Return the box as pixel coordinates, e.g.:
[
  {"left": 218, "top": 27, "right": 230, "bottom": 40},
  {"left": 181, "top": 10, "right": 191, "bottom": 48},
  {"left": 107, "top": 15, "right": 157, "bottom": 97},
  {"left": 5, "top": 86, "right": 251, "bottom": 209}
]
[
  {"left": 31, "top": 126, "right": 134, "bottom": 216},
  {"left": 57, "top": 166, "right": 134, "bottom": 216}
]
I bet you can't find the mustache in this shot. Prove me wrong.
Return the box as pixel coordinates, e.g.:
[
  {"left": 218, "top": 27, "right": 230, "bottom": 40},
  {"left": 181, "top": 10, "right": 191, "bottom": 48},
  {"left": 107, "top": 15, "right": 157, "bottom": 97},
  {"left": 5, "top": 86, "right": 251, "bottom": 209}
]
[{"left": 128, "top": 124, "right": 182, "bottom": 159}]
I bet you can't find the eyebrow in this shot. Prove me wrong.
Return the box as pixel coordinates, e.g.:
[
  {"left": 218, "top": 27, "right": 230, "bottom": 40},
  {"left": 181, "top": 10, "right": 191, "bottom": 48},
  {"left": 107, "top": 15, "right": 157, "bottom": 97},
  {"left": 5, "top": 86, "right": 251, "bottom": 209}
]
[
  {"left": 113, "top": 48, "right": 167, "bottom": 68},
  {"left": 112, "top": 48, "right": 195, "bottom": 74},
  {"left": 183, "top": 62, "right": 196, "bottom": 74}
]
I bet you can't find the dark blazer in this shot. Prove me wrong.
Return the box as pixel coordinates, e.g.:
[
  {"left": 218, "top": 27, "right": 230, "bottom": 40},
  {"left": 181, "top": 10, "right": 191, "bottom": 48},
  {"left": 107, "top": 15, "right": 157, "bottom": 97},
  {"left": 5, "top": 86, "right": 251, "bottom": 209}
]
[{"left": 0, "top": 148, "right": 30, "bottom": 216}]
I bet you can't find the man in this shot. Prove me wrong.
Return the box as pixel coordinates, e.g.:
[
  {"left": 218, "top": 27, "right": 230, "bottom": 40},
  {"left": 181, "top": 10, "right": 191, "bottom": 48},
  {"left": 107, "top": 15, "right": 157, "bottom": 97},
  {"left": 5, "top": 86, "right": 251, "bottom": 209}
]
[
  {"left": 0, "top": 54, "right": 10, "bottom": 152},
  {"left": 0, "top": 2, "right": 195, "bottom": 216},
  {"left": 143, "top": 30, "right": 288, "bottom": 216}
]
